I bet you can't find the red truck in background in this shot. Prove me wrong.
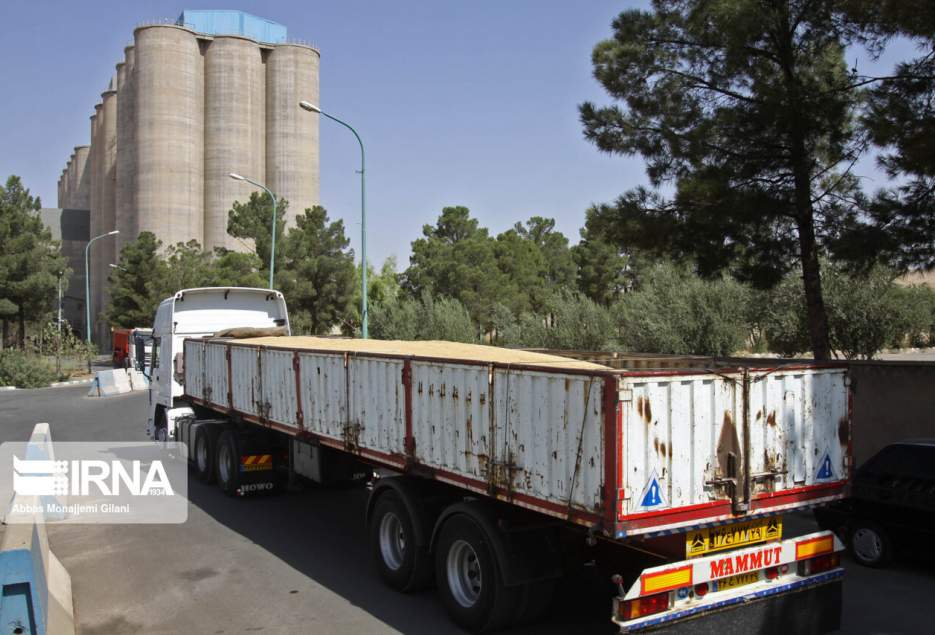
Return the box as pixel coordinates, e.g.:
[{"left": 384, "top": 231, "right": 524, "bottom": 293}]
[{"left": 112, "top": 327, "right": 153, "bottom": 370}]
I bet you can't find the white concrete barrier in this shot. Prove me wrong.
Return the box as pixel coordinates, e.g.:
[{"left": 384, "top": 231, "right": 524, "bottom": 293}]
[
  {"left": 0, "top": 423, "right": 76, "bottom": 635},
  {"left": 87, "top": 368, "right": 148, "bottom": 397}
]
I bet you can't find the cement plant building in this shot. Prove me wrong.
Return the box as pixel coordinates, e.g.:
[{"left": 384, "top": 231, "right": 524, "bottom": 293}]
[{"left": 56, "top": 10, "right": 320, "bottom": 344}]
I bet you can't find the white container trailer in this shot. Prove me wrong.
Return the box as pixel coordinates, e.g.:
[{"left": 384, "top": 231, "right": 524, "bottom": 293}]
[{"left": 147, "top": 288, "right": 849, "bottom": 633}]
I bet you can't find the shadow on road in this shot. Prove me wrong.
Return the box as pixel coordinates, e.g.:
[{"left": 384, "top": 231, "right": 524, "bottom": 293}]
[{"left": 186, "top": 478, "right": 617, "bottom": 635}]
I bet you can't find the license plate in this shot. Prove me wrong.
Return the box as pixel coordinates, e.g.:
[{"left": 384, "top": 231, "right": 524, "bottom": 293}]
[
  {"left": 686, "top": 516, "right": 782, "bottom": 558},
  {"left": 715, "top": 572, "right": 759, "bottom": 592}
]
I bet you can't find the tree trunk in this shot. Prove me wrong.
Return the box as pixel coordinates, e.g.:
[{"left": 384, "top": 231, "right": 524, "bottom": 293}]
[
  {"left": 776, "top": 10, "right": 833, "bottom": 362},
  {"left": 796, "top": 215, "right": 831, "bottom": 360},
  {"left": 17, "top": 307, "right": 26, "bottom": 350}
]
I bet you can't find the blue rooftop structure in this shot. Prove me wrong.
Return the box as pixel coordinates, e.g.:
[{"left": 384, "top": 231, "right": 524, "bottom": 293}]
[{"left": 177, "top": 10, "right": 287, "bottom": 44}]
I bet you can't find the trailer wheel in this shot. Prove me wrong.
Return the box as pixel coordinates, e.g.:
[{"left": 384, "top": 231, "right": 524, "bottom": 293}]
[
  {"left": 369, "top": 491, "right": 432, "bottom": 592},
  {"left": 435, "top": 515, "right": 518, "bottom": 632},
  {"left": 193, "top": 426, "right": 217, "bottom": 484},
  {"left": 215, "top": 430, "right": 242, "bottom": 496}
]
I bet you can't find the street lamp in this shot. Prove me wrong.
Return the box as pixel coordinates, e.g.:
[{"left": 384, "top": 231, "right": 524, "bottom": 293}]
[
  {"left": 299, "top": 100, "right": 368, "bottom": 339},
  {"left": 229, "top": 173, "right": 278, "bottom": 290},
  {"left": 109, "top": 263, "right": 128, "bottom": 273},
  {"left": 85, "top": 230, "right": 118, "bottom": 369}
]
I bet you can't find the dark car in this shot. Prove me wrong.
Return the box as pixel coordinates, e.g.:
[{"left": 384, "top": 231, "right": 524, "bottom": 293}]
[{"left": 815, "top": 440, "right": 935, "bottom": 568}]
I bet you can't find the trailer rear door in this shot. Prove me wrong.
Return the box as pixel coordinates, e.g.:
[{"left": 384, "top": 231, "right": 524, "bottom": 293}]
[{"left": 616, "top": 366, "right": 849, "bottom": 537}]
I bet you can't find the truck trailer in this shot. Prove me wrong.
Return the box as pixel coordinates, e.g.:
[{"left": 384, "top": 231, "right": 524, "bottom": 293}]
[{"left": 147, "top": 287, "right": 849, "bottom": 632}]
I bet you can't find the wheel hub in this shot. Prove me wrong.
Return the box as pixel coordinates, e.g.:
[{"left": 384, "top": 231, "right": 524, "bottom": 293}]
[
  {"left": 447, "top": 539, "right": 482, "bottom": 608},
  {"left": 378, "top": 512, "right": 406, "bottom": 571},
  {"left": 853, "top": 528, "right": 882, "bottom": 562}
]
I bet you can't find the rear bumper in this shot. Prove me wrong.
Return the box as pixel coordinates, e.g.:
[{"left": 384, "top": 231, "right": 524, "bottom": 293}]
[{"left": 615, "top": 570, "right": 842, "bottom": 633}]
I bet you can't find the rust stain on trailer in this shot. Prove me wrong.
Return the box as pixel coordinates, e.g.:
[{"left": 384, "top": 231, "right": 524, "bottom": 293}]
[
  {"left": 637, "top": 395, "right": 653, "bottom": 425},
  {"left": 452, "top": 386, "right": 459, "bottom": 400},
  {"left": 756, "top": 409, "right": 762, "bottom": 421},
  {"left": 838, "top": 416, "right": 849, "bottom": 446},
  {"left": 717, "top": 411, "right": 741, "bottom": 477},
  {"left": 465, "top": 415, "right": 473, "bottom": 443},
  {"left": 766, "top": 411, "right": 777, "bottom": 427}
]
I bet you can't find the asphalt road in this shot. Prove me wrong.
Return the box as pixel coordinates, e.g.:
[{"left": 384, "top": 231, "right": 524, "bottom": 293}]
[{"left": 0, "top": 385, "right": 932, "bottom": 634}]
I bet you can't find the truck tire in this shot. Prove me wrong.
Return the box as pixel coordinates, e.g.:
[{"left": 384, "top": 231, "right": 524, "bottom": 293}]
[
  {"left": 215, "top": 430, "right": 243, "bottom": 496},
  {"left": 369, "top": 490, "right": 433, "bottom": 592},
  {"left": 435, "top": 514, "right": 518, "bottom": 632},
  {"left": 193, "top": 426, "right": 218, "bottom": 484},
  {"left": 849, "top": 520, "right": 893, "bottom": 568}
]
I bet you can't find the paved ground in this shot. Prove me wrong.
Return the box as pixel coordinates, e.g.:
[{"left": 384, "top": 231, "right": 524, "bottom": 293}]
[{"left": 0, "top": 385, "right": 932, "bottom": 634}]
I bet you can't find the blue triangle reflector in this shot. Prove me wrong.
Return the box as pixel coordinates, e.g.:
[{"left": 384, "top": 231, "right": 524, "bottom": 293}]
[
  {"left": 816, "top": 453, "right": 834, "bottom": 480},
  {"left": 640, "top": 476, "right": 664, "bottom": 507}
]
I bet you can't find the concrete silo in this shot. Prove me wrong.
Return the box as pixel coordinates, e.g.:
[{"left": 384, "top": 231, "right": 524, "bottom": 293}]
[
  {"left": 114, "top": 60, "right": 130, "bottom": 256},
  {"left": 133, "top": 25, "right": 204, "bottom": 248},
  {"left": 120, "top": 45, "right": 137, "bottom": 243},
  {"left": 266, "top": 43, "right": 320, "bottom": 225},
  {"left": 65, "top": 155, "right": 75, "bottom": 208},
  {"left": 93, "top": 88, "right": 118, "bottom": 343},
  {"left": 87, "top": 106, "right": 101, "bottom": 339},
  {"left": 72, "top": 146, "right": 91, "bottom": 210},
  {"left": 204, "top": 35, "right": 265, "bottom": 252}
]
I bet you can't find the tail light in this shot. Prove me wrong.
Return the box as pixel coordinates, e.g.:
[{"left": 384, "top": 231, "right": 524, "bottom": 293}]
[
  {"left": 693, "top": 582, "right": 709, "bottom": 597},
  {"left": 797, "top": 553, "right": 840, "bottom": 577},
  {"left": 765, "top": 566, "right": 779, "bottom": 580},
  {"left": 618, "top": 592, "right": 671, "bottom": 620}
]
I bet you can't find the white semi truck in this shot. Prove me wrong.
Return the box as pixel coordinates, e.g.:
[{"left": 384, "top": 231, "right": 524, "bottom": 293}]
[{"left": 148, "top": 287, "right": 849, "bottom": 633}]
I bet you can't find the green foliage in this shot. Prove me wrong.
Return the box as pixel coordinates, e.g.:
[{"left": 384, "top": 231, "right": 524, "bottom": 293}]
[
  {"left": 227, "top": 192, "right": 288, "bottom": 281},
  {"left": 107, "top": 233, "right": 268, "bottom": 329},
  {"left": 370, "top": 292, "right": 475, "bottom": 342},
  {"left": 209, "top": 250, "right": 266, "bottom": 288},
  {"left": 497, "top": 292, "right": 614, "bottom": 351},
  {"left": 894, "top": 285, "right": 935, "bottom": 348},
  {"left": 572, "top": 213, "right": 632, "bottom": 306},
  {"left": 0, "top": 176, "right": 68, "bottom": 348},
  {"left": 162, "top": 240, "right": 215, "bottom": 292},
  {"left": 0, "top": 349, "right": 59, "bottom": 388},
  {"left": 277, "top": 206, "right": 356, "bottom": 335},
  {"left": 369, "top": 295, "right": 419, "bottom": 341},
  {"left": 761, "top": 265, "right": 934, "bottom": 359},
  {"left": 106, "top": 232, "right": 166, "bottom": 328},
  {"left": 823, "top": 266, "right": 914, "bottom": 360},
  {"left": 404, "top": 206, "right": 505, "bottom": 328},
  {"left": 579, "top": 1, "right": 876, "bottom": 359},
  {"left": 33, "top": 320, "right": 93, "bottom": 359},
  {"left": 760, "top": 276, "right": 811, "bottom": 357},
  {"left": 833, "top": 0, "right": 935, "bottom": 270},
  {"left": 403, "top": 207, "right": 577, "bottom": 329},
  {"left": 614, "top": 262, "right": 752, "bottom": 356},
  {"left": 344, "top": 257, "right": 402, "bottom": 335}
]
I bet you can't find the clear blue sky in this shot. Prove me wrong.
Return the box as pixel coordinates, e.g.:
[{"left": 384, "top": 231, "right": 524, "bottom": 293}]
[{"left": 0, "top": 1, "right": 917, "bottom": 268}]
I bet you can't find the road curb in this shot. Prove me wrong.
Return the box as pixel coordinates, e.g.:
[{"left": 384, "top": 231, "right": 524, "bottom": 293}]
[
  {"left": 51, "top": 379, "right": 93, "bottom": 388},
  {"left": 0, "top": 379, "right": 93, "bottom": 392}
]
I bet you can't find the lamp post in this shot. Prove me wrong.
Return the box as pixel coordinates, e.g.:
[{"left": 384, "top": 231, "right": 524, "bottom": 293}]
[
  {"left": 229, "top": 173, "right": 278, "bottom": 289},
  {"left": 109, "top": 263, "right": 128, "bottom": 273},
  {"left": 85, "top": 230, "right": 118, "bottom": 371},
  {"left": 298, "top": 101, "right": 368, "bottom": 339}
]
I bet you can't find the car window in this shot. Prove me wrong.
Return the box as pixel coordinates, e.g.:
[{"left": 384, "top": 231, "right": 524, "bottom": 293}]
[
  {"left": 861, "top": 445, "right": 935, "bottom": 480},
  {"left": 152, "top": 337, "right": 161, "bottom": 369}
]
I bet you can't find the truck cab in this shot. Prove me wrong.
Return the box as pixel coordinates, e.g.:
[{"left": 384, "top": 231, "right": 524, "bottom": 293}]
[{"left": 147, "top": 287, "right": 290, "bottom": 441}]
